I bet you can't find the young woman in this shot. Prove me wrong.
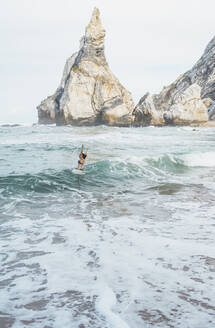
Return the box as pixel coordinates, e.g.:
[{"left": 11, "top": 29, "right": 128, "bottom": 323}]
[{"left": 77, "top": 144, "right": 88, "bottom": 170}]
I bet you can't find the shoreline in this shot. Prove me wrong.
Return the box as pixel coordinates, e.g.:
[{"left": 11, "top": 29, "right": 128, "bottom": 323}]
[
  {"left": 197, "top": 121, "right": 215, "bottom": 127},
  {"left": 1, "top": 121, "right": 215, "bottom": 128}
]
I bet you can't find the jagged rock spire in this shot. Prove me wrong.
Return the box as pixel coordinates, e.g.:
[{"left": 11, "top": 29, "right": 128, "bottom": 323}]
[
  {"left": 81, "top": 7, "right": 106, "bottom": 62},
  {"left": 37, "top": 8, "right": 134, "bottom": 126},
  {"left": 85, "top": 8, "right": 105, "bottom": 41}
]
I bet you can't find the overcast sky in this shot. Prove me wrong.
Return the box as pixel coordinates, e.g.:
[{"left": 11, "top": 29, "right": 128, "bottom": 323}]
[{"left": 0, "top": 0, "right": 214, "bottom": 123}]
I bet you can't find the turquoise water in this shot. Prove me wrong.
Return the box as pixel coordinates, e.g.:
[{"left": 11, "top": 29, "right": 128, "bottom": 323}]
[{"left": 0, "top": 125, "right": 215, "bottom": 327}]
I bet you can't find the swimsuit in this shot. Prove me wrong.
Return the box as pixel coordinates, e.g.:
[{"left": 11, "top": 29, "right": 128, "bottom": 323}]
[{"left": 78, "top": 153, "right": 87, "bottom": 165}]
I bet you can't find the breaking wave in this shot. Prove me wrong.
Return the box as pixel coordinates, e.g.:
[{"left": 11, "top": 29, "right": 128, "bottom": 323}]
[{"left": 1, "top": 152, "right": 213, "bottom": 196}]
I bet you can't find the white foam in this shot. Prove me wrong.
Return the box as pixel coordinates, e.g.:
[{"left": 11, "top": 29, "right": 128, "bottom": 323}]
[
  {"left": 1, "top": 125, "right": 215, "bottom": 327},
  {"left": 182, "top": 152, "right": 215, "bottom": 167},
  {"left": 97, "top": 285, "right": 130, "bottom": 328}
]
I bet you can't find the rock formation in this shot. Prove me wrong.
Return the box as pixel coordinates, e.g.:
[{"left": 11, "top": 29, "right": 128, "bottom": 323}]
[
  {"left": 37, "top": 8, "right": 134, "bottom": 126},
  {"left": 163, "top": 84, "right": 208, "bottom": 125},
  {"left": 133, "top": 36, "right": 215, "bottom": 125}
]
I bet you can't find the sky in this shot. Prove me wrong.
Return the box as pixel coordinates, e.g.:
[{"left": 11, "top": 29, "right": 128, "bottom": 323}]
[{"left": 0, "top": 0, "right": 214, "bottom": 124}]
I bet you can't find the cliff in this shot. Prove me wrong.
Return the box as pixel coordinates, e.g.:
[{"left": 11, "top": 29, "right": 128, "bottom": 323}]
[{"left": 133, "top": 36, "right": 215, "bottom": 125}]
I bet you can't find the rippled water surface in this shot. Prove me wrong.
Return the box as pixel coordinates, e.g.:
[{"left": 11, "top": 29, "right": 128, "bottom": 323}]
[{"left": 0, "top": 125, "right": 215, "bottom": 328}]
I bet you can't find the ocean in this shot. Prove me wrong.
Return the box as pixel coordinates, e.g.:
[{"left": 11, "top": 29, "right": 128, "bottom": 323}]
[{"left": 0, "top": 124, "right": 215, "bottom": 328}]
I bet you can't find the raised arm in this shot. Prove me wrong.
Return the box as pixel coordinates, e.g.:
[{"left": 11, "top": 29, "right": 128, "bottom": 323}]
[
  {"left": 81, "top": 144, "right": 84, "bottom": 153},
  {"left": 85, "top": 148, "right": 88, "bottom": 155}
]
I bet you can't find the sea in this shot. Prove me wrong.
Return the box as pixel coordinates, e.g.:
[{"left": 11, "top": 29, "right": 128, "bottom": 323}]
[{"left": 0, "top": 124, "right": 215, "bottom": 328}]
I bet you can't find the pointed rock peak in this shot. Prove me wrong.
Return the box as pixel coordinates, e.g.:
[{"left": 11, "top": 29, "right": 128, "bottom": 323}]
[
  {"left": 90, "top": 7, "right": 100, "bottom": 24},
  {"left": 85, "top": 7, "right": 105, "bottom": 41},
  {"left": 79, "top": 7, "right": 106, "bottom": 63}
]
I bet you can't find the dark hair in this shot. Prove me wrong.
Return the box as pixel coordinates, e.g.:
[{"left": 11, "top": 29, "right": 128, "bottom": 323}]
[{"left": 82, "top": 153, "right": 87, "bottom": 159}]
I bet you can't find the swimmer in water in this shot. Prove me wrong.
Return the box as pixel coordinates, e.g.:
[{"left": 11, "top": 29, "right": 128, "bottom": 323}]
[{"left": 77, "top": 144, "right": 88, "bottom": 170}]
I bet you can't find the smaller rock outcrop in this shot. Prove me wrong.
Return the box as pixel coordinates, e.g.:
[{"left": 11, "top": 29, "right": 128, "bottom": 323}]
[
  {"left": 133, "top": 36, "right": 215, "bottom": 125},
  {"left": 37, "top": 8, "right": 134, "bottom": 126},
  {"left": 163, "top": 84, "right": 208, "bottom": 125},
  {"left": 133, "top": 93, "right": 163, "bottom": 126}
]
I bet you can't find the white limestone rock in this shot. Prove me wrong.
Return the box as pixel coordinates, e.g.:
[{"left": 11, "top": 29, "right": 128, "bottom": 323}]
[
  {"left": 163, "top": 84, "right": 208, "bottom": 125},
  {"left": 134, "top": 36, "right": 215, "bottom": 125},
  {"left": 37, "top": 8, "right": 134, "bottom": 126},
  {"left": 208, "top": 101, "right": 215, "bottom": 120},
  {"left": 133, "top": 93, "right": 164, "bottom": 126}
]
